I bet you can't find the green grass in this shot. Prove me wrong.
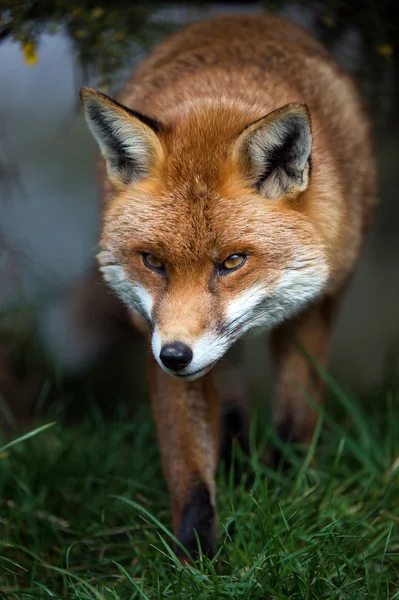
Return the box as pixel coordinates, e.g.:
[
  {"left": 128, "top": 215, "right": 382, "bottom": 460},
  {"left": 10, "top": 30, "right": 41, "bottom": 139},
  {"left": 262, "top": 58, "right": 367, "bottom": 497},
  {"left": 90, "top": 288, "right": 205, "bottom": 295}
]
[{"left": 0, "top": 381, "right": 398, "bottom": 599}]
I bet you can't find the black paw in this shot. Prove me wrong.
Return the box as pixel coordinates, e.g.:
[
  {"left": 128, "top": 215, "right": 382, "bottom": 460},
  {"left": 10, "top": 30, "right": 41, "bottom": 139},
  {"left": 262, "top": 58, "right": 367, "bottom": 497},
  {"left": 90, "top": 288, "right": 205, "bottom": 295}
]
[{"left": 177, "top": 483, "right": 216, "bottom": 561}]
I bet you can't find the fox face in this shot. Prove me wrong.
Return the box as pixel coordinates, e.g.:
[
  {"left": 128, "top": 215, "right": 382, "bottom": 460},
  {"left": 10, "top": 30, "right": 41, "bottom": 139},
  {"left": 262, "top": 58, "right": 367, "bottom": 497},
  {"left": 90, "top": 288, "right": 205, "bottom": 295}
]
[{"left": 81, "top": 89, "right": 329, "bottom": 380}]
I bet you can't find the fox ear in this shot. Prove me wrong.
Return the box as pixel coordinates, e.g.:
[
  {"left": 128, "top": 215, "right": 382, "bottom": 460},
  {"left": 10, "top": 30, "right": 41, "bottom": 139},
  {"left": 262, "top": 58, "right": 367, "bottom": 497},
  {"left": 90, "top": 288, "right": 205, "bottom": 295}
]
[
  {"left": 235, "top": 103, "right": 312, "bottom": 200},
  {"left": 80, "top": 87, "right": 163, "bottom": 188}
]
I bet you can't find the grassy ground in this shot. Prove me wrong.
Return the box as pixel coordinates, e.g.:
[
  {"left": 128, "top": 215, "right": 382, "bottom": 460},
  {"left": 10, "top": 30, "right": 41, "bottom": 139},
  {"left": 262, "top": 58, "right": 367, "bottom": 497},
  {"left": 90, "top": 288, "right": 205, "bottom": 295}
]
[{"left": 0, "top": 376, "right": 398, "bottom": 599}]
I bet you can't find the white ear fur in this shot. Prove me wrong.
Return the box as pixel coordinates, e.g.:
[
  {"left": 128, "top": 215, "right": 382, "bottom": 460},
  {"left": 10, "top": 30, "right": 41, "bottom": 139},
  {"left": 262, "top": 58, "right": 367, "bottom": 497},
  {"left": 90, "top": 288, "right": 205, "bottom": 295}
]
[
  {"left": 236, "top": 103, "right": 312, "bottom": 200},
  {"left": 80, "top": 87, "right": 163, "bottom": 187}
]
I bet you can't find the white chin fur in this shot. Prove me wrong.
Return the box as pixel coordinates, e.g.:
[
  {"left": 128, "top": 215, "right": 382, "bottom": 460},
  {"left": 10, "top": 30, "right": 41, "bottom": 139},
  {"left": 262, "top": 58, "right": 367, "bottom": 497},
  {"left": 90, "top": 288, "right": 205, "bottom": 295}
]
[{"left": 162, "top": 363, "right": 215, "bottom": 381}]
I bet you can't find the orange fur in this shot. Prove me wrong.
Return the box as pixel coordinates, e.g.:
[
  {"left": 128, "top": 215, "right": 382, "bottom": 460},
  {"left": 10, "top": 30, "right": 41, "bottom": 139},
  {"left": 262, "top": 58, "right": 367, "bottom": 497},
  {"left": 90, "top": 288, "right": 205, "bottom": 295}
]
[{"left": 80, "top": 14, "right": 377, "bottom": 559}]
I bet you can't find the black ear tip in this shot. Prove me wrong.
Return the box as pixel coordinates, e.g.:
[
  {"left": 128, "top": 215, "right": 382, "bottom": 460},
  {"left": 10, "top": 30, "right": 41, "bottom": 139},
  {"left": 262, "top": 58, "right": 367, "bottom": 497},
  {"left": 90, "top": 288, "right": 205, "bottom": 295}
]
[
  {"left": 79, "top": 86, "right": 100, "bottom": 104},
  {"left": 79, "top": 86, "right": 90, "bottom": 103}
]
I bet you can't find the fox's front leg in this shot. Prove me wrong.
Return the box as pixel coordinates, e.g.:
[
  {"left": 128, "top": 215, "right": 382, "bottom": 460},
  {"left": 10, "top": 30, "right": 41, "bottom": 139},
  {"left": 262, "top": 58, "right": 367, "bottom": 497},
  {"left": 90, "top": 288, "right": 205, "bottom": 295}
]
[
  {"left": 270, "top": 295, "right": 340, "bottom": 454},
  {"left": 147, "top": 351, "right": 219, "bottom": 560}
]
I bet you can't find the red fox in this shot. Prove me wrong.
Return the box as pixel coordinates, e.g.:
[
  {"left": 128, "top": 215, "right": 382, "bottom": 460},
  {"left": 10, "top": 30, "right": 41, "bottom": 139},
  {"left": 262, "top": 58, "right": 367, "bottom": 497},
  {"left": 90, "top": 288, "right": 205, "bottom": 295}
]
[{"left": 80, "top": 14, "right": 377, "bottom": 560}]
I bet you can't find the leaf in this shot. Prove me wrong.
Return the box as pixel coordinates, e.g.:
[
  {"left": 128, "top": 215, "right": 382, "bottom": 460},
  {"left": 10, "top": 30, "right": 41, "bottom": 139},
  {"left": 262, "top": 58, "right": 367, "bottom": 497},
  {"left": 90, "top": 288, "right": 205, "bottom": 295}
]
[{"left": 22, "top": 41, "right": 38, "bottom": 66}]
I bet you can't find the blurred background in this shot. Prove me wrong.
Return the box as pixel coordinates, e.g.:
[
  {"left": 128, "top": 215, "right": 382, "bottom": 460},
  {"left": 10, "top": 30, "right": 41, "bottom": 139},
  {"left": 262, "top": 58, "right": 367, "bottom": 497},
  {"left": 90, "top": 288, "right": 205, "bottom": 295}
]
[{"left": 1, "top": 0, "right": 398, "bottom": 428}]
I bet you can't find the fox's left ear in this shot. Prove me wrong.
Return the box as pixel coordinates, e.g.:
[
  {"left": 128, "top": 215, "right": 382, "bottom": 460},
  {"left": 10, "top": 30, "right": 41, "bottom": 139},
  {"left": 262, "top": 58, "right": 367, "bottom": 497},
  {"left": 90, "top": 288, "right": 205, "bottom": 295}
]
[
  {"left": 80, "top": 87, "right": 164, "bottom": 188},
  {"left": 235, "top": 103, "right": 312, "bottom": 200}
]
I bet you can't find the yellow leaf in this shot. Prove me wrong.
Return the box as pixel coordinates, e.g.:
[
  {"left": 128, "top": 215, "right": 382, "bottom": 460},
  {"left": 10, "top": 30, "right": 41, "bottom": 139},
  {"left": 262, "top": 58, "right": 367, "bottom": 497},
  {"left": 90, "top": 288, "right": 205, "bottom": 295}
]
[
  {"left": 376, "top": 44, "right": 393, "bottom": 57},
  {"left": 22, "top": 41, "right": 38, "bottom": 66}
]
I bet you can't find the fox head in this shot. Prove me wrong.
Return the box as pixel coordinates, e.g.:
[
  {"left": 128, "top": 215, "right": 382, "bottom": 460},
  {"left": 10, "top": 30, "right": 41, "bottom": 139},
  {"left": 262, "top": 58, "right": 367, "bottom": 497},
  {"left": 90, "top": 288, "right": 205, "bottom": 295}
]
[{"left": 80, "top": 87, "right": 329, "bottom": 380}]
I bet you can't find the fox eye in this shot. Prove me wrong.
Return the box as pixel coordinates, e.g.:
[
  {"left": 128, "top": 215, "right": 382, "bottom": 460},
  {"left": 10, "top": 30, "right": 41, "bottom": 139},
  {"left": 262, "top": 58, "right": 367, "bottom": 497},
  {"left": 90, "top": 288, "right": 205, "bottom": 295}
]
[
  {"left": 219, "top": 254, "right": 247, "bottom": 274},
  {"left": 142, "top": 252, "right": 164, "bottom": 272}
]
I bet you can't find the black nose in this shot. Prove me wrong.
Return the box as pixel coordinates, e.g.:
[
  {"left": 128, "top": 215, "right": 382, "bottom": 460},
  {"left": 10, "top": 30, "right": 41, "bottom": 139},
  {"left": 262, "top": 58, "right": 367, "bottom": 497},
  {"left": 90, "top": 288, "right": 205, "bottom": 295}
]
[{"left": 160, "top": 342, "right": 193, "bottom": 371}]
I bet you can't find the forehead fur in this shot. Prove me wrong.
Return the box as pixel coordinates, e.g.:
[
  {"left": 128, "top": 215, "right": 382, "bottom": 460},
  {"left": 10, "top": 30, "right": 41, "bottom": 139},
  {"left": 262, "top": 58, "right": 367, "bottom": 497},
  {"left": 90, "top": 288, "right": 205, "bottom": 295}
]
[{"left": 159, "top": 100, "right": 264, "bottom": 188}]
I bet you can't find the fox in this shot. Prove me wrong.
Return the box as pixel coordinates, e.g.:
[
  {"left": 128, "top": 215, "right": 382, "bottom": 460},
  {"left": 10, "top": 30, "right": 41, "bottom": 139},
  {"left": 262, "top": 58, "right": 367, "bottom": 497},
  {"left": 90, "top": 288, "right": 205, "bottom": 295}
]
[{"left": 80, "top": 14, "right": 377, "bottom": 560}]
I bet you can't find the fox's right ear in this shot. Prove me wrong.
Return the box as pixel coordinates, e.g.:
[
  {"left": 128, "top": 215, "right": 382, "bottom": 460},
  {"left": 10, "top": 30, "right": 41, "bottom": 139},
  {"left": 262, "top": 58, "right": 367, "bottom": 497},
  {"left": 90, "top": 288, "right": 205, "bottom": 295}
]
[{"left": 80, "top": 87, "right": 164, "bottom": 188}]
